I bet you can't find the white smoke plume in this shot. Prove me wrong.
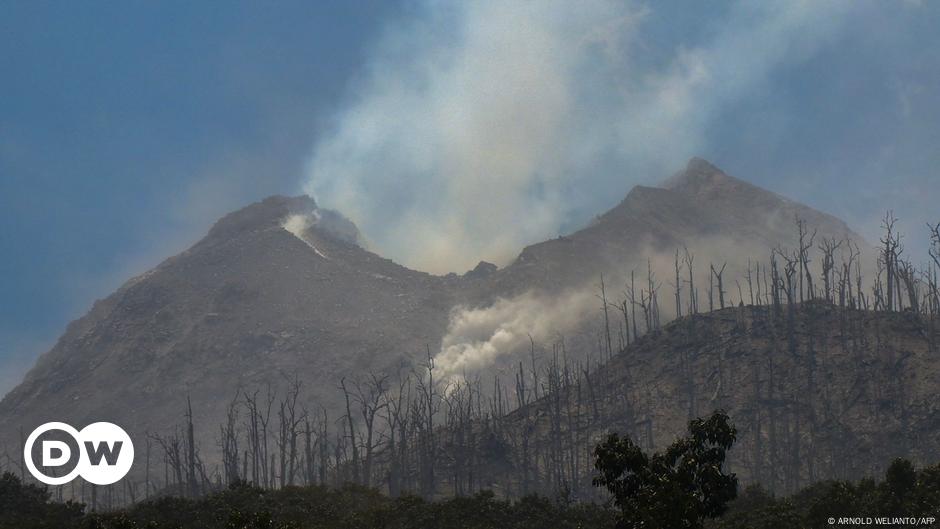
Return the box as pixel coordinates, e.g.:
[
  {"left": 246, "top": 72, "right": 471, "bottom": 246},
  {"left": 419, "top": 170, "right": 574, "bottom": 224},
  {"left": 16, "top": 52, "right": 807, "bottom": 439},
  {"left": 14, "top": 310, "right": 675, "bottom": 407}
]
[
  {"left": 434, "top": 290, "right": 596, "bottom": 383},
  {"left": 305, "top": 0, "right": 852, "bottom": 274},
  {"left": 282, "top": 212, "right": 317, "bottom": 239},
  {"left": 433, "top": 221, "right": 871, "bottom": 381},
  {"left": 281, "top": 212, "right": 330, "bottom": 259}
]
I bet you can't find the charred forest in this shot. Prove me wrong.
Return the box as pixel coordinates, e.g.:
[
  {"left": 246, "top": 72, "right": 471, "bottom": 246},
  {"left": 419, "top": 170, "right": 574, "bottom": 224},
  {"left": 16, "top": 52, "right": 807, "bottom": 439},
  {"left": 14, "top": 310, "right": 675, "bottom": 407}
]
[{"left": 5, "top": 214, "right": 938, "bottom": 513}]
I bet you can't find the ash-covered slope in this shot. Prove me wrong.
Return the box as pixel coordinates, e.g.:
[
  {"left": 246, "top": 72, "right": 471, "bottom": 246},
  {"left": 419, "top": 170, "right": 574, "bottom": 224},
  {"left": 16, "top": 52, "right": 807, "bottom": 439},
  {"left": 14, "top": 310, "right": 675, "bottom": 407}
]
[
  {"left": 485, "top": 158, "right": 864, "bottom": 298},
  {"left": 0, "top": 158, "right": 872, "bottom": 482},
  {"left": 431, "top": 304, "right": 940, "bottom": 498},
  {"left": 441, "top": 158, "right": 869, "bottom": 386},
  {"left": 0, "top": 195, "right": 457, "bottom": 456}
]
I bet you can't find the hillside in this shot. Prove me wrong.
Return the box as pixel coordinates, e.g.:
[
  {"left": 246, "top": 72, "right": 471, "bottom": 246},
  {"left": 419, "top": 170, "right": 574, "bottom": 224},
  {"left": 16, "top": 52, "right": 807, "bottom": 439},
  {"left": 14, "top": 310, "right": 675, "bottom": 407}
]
[
  {"left": 423, "top": 303, "right": 940, "bottom": 499},
  {"left": 0, "top": 159, "right": 890, "bottom": 496},
  {"left": 482, "top": 158, "right": 864, "bottom": 298},
  {"left": 0, "top": 196, "right": 457, "bottom": 462}
]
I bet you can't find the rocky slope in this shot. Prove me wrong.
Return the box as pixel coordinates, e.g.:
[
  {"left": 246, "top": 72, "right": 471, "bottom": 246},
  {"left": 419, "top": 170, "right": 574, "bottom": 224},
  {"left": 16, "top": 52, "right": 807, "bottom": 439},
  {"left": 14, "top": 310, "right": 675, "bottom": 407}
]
[
  {"left": 422, "top": 304, "right": 940, "bottom": 499},
  {"left": 483, "top": 158, "right": 864, "bottom": 299},
  {"left": 0, "top": 159, "right": 878, "bottom": 487},
  {"left": 0, "top": 196, "right": 457, "bottom": 459}
]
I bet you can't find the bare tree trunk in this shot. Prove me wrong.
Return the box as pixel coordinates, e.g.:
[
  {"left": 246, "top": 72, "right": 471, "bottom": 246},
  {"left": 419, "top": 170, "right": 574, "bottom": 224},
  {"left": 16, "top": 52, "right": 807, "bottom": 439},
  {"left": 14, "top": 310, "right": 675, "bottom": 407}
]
[
  {"left": 881, "top": 211, "right": 901, "bottom": 311},
  {"left": 711, "top": 262, "right": 727, "bottom": 310},
  {"left": 685, "top": 248, "right": 697, "bottom": 315},
  {"left": 675, "top": 249, "right": 683, "bottom": 318},
  {"left": 185, "top": 396, "right": 197, "bottom": 498},
  {"left": 796, "top": 217, "right": 817, "bottom": 302},
  {"left": 339, "top": 377, "right": 361, "bottom": 485},
  {"left": 597, "top": 275, "right": 613, "bottom": 358}
]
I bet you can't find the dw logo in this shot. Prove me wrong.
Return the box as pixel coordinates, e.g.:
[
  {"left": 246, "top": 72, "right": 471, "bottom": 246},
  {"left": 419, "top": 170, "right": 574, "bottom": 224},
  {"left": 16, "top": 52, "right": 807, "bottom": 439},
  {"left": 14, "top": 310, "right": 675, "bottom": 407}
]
[{"left": 23, "top": 422, "right": 134, "bottom": 485}]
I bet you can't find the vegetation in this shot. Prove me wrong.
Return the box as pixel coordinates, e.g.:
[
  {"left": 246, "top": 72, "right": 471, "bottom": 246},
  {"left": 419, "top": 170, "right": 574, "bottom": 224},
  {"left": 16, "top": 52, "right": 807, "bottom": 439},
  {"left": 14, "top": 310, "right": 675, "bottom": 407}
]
[
  {"left": 593, "top": 411, "right": 738, "bottom": 529},
  {"left": 0, "top": 472, "right": 84, "bottom": 529},
  {"left": 3, "top": 215, "right": 939, "bottom": 524},
  {"left": 0, "top": 472, "right": 614, "bottom": 529},
  {"left": 709, "top": 458, "right": 940, "bottom": 528},
  {"left": 3, "top": 456, "right": 938, "bottom": 528},
  {"left": 5, "top": 215, "right": 937, "bottom": 505}
]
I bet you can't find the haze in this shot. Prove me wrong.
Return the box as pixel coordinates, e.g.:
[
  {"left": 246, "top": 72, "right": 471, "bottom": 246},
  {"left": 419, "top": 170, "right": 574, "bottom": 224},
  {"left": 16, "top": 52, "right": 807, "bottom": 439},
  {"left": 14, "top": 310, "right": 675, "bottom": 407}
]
[{"left": 1, "top": 0, "right": 939, "bottom": 397}]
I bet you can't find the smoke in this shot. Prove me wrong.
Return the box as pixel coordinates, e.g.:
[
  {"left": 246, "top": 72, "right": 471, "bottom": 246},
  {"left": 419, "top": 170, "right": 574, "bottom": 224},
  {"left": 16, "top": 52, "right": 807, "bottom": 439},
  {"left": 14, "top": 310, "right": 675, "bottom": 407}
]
[
  {"left": 282, "top": 212, "right": 317, "bottom": 239},
  {"left": 305, "top": 0, "right": 852, "bottom": 274},
  {"left": 434, "top": 290, "right": 596, "bottom": 383},
  {"left": 433, "top": 216, "right": 873, "bottom": 381}
]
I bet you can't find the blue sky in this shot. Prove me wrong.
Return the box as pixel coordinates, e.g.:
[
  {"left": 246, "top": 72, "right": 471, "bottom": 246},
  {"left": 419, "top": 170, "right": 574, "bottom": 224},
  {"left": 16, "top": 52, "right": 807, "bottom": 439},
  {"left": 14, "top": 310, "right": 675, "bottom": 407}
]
[{"left": 1, "top": 1, "right": 938, "bottom": 396}]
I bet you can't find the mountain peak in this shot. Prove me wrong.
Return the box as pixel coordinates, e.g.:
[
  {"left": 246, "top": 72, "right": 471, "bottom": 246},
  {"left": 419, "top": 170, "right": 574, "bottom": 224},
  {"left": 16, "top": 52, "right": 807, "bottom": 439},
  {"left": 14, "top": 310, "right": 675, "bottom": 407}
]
[
  {"left": 661, "top": 157, "right": 737, "bottom": 195},
  {"left": 686, "top": 156, "right": 722, "bottom": 174},
  {"left": 207, "top": 195, "right": 316, "bottom": 240},
  {"left": 463, "top": 260, "right": 498, "bottom": 280}
]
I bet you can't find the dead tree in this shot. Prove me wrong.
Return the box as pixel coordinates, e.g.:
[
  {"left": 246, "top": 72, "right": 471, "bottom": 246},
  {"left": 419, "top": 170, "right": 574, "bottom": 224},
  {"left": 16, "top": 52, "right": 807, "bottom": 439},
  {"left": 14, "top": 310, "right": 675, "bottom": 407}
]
[
  {"left": 674, "top": 249, "right": 683, "bottom": 318},
  {"left": 747, "top": 259, "right": 755, "bottom": 306},
  {"left": 796, "top": 217, "right": 817, "bottom": 302},
  {"left": 645, "top": 259, "right": 661, "bottom": 331},
  {"left": 150, "top": 430, "right": 184, "bottom": 493},
  {"left": 880, "top": 211, "right": 902, "bottom": 311},
  {"left": 708, "top": 266, "right": 714, "bottom": 312},
  {"left": 185, "top": 396, "right": 198, "bottom": 498},
  {"left": 383, "top": 373, "right": 413, "bottom": 496},
  {"left": 898, "top": 259, "right": 920, "bottom": 313},
  {"left": 301, "top": 415, "right": 314, "bottom": 485},
  {"left": 685, "top": 247, "right": 698, "bottom": 315},
  {"left": 597, "top": 275, "right": 613, "bottom": 358},
  {"left": 415, "top": 346, "right": 440, "bottom": 497},
  {"left": 528, "top": 335, "right": 541, "bottom": 400},
  {"left": 242, "top": 387, "right": 274, "bottom": 487},
  {"left": 614, "top": 299, "right": 631, "bottom": 348},
  {"left": 219, "top": 393, "right": 240, "bottom": 485},
  {"left": 928, "top": 223, "right": 940, "bottom": 317},
  {"left": 627, "top": 270, "right": 640, "bottom": 340},
  {"left": 144, "top": 437, "right": 152, "bottom": 499},
  {"left": 277, "top": 378, "right": 305, "bottom": 486},
  {"left": 930, "top": 222, "right": 940, "bottom": 271},
  {"left": 818, "top": 238, "right": 843, "bottom": 304},
  {"left": 339, "top": 377, "right": 361, "bottom": 485},
  {"left": 513, "top": 360, "right": 533, "bottom": 495},
  {"left": 318, "top": 408, "right": 330, "bottom": 485},
  {"left": 775, "top": 248, "right": 800, "bottom": 354},
  {"left": 769, "top": 252, "right": 783, "bottom": 316},
  {"left": 711, "top": 262, "right": 727, "bottom": 309},
  {"left": 353, "top": 372, "right": 389, "bottom": 488},
  {"left": 855, "top": 250, "right": 868, "bottom": 311},
  {"left": 544, "top": 351, "right": 565, "bottom": 493}
]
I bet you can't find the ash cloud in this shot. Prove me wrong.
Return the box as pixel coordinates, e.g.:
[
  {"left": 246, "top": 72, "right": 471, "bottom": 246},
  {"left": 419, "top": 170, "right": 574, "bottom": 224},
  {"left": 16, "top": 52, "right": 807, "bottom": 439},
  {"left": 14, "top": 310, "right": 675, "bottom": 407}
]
[{"left": 305, "top": 0, "right": 852, "bottom": 274}]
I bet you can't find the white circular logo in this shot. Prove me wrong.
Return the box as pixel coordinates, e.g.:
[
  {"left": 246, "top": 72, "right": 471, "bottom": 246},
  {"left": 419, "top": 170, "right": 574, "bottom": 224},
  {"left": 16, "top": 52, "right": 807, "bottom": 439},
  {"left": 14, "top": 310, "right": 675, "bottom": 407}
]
[{"left": 24, "top": 421, "right": 134, "bottom": 485}]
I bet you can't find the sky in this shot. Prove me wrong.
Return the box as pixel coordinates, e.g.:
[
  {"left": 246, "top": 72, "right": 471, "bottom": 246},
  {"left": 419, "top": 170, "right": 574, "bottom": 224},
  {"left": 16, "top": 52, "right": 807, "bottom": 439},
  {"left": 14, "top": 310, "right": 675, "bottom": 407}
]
[{"left": 1, "top": 0, "right": 939, "bottom": 397}]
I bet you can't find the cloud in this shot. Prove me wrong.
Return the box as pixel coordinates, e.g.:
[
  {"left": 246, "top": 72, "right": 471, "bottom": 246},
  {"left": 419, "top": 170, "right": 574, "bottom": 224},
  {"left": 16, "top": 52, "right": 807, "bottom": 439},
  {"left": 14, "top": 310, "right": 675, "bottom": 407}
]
[{"left": 304, "top": 0, "right": 852, "bottom": 275}]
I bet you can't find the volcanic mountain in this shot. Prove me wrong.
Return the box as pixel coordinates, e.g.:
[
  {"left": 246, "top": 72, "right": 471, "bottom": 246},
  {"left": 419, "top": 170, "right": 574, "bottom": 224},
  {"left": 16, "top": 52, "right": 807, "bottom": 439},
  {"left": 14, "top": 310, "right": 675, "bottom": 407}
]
[
  {"left": 0, "top": 159, "right": 871, "bottom": 482},
  {"left": 482, "top": 157, "right": 863, "bottom": 298},
  {"left": 0, "top": 196, "right": 458, "bottom": 450},
  {"left": 431, "top": 304, "right": 940, "bottom": 498}
]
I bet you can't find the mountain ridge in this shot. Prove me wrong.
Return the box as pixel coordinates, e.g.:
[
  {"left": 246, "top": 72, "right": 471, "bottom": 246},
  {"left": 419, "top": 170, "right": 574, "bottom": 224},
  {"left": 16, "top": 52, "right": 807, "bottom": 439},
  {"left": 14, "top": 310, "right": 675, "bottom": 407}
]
[
  {"left": 411, "top": 303, "right": 940, "bottom": 498},
  {"left": 0, "top": 159, "right": 879, "bottom": 491}
]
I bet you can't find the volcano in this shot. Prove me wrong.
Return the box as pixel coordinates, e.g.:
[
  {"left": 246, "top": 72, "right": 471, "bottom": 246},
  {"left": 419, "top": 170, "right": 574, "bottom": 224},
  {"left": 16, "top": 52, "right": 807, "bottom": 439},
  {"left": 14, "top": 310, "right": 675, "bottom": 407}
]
[{"left": 0, "top": 159, "right": 876, "bottom": 488}]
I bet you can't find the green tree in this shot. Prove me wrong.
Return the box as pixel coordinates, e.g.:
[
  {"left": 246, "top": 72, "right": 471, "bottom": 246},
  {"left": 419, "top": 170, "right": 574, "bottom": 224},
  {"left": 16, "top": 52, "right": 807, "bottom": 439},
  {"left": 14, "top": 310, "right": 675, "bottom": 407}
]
[
  {"left": 593, "top": 411, "right": 739, "bottom": 529},
  {"left": 0, "top": 472, "right": 84, "bottom": 529}
]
